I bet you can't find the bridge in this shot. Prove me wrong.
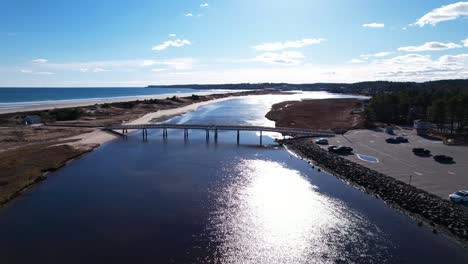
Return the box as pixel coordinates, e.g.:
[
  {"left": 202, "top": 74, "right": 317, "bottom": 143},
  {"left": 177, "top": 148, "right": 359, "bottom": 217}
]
[
  {"left": 107, "top": 123, "right": 334, "bottom": 144},
  {"left": 46, "top": 123, "right": 335, "bottom": 145}
]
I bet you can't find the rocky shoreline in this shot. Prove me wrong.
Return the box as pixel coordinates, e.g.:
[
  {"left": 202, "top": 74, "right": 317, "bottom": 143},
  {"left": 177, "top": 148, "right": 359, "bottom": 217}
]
[{"left": 284, "top": 138, "right": 468, "bottom": 245}]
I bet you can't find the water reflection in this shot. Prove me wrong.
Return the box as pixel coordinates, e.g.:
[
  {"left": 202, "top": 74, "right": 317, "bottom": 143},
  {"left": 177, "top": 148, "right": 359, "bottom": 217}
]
[{"left": 208, "top": 159, "right": 389, "bottom": 263}]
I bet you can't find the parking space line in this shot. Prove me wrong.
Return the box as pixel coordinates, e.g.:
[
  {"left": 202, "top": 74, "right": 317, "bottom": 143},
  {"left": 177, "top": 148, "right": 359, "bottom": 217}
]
[
  {"left": 448, "top": 171, "right": 455, "bottom": 175},
  {"left": 414, "top": 172, "right": 423, "bottom": 176}
]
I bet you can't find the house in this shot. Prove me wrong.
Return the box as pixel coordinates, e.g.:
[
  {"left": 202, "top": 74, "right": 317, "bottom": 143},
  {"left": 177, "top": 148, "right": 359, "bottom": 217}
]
[{"left": 23, "top": 115, "right": 42, "bottom": 125}]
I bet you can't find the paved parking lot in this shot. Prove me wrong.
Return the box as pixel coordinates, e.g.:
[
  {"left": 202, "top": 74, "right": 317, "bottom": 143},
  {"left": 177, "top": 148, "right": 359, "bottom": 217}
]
[{"left": 321, "top": 129, "right": 468, "bottom": 199}]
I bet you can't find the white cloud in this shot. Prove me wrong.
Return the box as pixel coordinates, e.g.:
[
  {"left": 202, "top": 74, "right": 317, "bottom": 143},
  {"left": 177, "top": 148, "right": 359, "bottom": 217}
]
[
  {"left": 359, "top": 51, "right": 392, "bottom": 59},
  {"left": 383, "top": 54, "right": 433, "bottom": 64},
  {"left": 413, "top": 1, "right": 468, "bottom": 27},
  {"left": 20, "top": 69, "right": 54, "bottom": 75},
  {"left": 439, "top": 53, "right": 468, "bottom": 64},
  {"left": 463, "top": 38, "right": 468, "bottom": 47},
  {"left": 136, "top": 52, "right": 468, "bottom": 84},
  {"left": 159, "top": 58, "right": 196, "bottom": 70},
  {"left": 398, "top": 41, "right": 462, "bottom": 52},
  {"left": 253, "top": 38, "right": 325, "bottom": 51},
  {"left": 362, "top": 23, "right": 385, "bottom": 28},
  {"left": 348, "top": 59, "right": 366, "bottom": 64},
  {"left": 36, "top": 58, "right": 196, "bottom": 72},
  {"left": 349, "top": 51, "right": 392, "bottom": 63},
  {"left": 169, "top": 33, "right": 176, "bottom": 37},
  {"left": 142, "top": 60, "right": 157, "bottom": 66},
  {"left": 152, "top": 39, "right": 191, "bottom": 51},
  {"left": 253, "top": 51, "right": 305, "bottom": 66},
  {"left": 151, "top": 68, "right": 167, "bottom": 73},
  {"left": 185, "top": 13, "right": 193, "bottom": 17},
  {"left": 93, "top": 68, "right": 108, "bottom": 73},
  {"left": 200, "top": 3, "right": 208, "bottom": 7},
  {"left": 32, "top": 59, "right": 48, "bottom": 63}
]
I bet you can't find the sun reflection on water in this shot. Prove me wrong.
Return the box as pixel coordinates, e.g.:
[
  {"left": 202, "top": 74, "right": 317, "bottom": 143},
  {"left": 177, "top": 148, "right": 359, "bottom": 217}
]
[{"left": 207, "top": 159, "right": 389, "bottom": 263}]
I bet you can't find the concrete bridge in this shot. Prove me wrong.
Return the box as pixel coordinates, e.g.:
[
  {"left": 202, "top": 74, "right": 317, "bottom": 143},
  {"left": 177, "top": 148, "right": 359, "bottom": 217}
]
[
  {"left": 46, "top": 123, "right": 334, "bottom": 144},
  {"left": 106, "top": 123, "right": 335, "bottom": 144}
]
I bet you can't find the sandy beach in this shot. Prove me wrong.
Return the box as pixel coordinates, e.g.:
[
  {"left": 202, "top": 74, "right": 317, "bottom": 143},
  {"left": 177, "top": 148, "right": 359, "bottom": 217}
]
[
  {"left": 66, "top": 96, "right": 241, "bottom": 147},
  {"left": 0, "top": 90, "right": 236, "bottom": 115}
]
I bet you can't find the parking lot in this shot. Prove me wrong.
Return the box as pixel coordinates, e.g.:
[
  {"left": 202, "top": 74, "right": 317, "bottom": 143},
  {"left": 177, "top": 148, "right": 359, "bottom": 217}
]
[{"left": 321, "top": 129, "right": 468, "bottom": 199}]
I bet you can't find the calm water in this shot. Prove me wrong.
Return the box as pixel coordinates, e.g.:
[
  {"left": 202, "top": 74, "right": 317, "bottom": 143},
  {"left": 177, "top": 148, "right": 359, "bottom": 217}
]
[
  {"left": 0, "top": 87, "right": 234, "bottom": 110},
  {"left": 0, "top": 93, "right": 466, "bottom": 263}
]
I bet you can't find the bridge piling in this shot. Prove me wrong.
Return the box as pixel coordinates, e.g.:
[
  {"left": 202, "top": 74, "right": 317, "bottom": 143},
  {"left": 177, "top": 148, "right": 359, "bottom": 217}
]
[
  {"left": 237, "top": 130, "right": 240, "bottom": 144},
  {"left": 214, "top": 128, "right": 218, "bottom": 142},
  {"left": 260, "top": 131, "right": 262, "bottom": 145},
  {"left": 205, "top": 129, "right": 209, "bottom": 141}
]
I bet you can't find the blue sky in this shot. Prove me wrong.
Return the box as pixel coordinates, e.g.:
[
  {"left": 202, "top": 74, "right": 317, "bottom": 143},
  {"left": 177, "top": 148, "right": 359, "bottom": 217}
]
[{"left": 1, "top": 0, "right": 467, "bottom": 86}]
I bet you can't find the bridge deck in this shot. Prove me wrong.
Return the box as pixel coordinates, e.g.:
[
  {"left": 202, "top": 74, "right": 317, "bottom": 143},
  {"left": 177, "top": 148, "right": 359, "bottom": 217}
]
[
  {"left": 108, "top": 123, "right": 334, "bottom": 136},
  {"left": 46, "top": 123, "right": 335, "bottom": 137}
]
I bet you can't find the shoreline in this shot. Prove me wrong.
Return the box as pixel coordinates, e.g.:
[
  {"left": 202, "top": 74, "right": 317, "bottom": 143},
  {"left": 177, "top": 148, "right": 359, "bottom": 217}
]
[
  {"left": 0, "top": 90, "right": 283, "bottom": 206},
  {"left": 0, "top": 90, "right": 239, "bottom": 115}
]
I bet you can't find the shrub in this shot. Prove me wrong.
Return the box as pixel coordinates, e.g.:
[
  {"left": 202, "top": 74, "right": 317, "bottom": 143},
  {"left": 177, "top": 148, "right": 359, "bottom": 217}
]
[{"left": 50, "top": 108, "right": 83, "bottom": 121}]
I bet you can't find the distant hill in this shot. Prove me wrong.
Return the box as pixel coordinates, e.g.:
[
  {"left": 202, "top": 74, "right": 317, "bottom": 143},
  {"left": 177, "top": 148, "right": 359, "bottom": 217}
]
[{"left": 148, "top": 79, "right": 468, "bottom": 95}]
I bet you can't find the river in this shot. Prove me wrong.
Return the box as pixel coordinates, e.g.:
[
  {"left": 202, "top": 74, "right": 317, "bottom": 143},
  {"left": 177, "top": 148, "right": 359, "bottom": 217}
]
[{"left": 0, "top": 92, "right": 466, "bottom": 263}]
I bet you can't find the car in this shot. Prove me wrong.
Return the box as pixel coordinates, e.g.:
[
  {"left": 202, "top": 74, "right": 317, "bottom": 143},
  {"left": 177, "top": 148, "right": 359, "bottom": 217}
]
[
  {"left": 412, "top": 148, "right": 431, "bottom": 155},
  {"left": 329, "top": 145, "right": 353, "bottom": 154},
  {"left": 315, "top": 138, "right": 328, "bottom": 145},
  {"left": 449, "top": 190, "right": 468, "bottom": 203},
  {"left": 395, "top": 136, "right": 408, "bottom": 143},
  {"left": 434, "top": 155, "right": 454, "bottom": 163},
  {"left": 385, "top": 127, "right": 394, "bottom": 135},
  {"left": 328, "top": 145, "right": 337, "bottom": 152},
  {"left": 385, "top": 137, "right": 398, "bottom": 144}
]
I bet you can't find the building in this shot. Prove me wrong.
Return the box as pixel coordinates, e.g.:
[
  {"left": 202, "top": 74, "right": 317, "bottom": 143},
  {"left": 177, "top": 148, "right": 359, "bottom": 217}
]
[{"left": 23, "top": 115, "right": 42, "bottom": 125}]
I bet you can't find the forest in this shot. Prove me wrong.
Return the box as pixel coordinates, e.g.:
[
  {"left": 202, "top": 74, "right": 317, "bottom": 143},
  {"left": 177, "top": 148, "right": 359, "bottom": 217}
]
[{"left": 365, "top": 87, "right": 468, "bottom": 135}]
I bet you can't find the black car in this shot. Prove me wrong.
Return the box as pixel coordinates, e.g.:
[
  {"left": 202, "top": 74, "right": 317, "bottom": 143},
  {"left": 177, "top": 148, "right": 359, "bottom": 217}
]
[
  {"left": 434, "top": 155, "right": 454, "bottom": 163},
  {"left": 329, "top": 145, "right": 353, "bottom": 154},
  {"left": 385, "top": 137, "right": 398, "bottom": 144},
  {"left": 412, "top": 148, "right": 430, "bottom": 155},
  {"left": 395, "top": 137, "right": 409, "bottom": 143},
  {"left": 328, "top": 145, "right": 337, "bottom": 152}
]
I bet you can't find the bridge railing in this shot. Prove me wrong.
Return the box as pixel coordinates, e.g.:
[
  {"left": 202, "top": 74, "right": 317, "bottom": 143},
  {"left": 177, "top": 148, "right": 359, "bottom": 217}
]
[{"left": 106, "top": 123, "right": 335, "bottom": 137}]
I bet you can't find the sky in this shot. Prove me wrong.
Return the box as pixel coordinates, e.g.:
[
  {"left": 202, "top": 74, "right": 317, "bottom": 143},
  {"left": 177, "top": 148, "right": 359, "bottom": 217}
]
[{"left": 0, "top": 0, "right": 467, "bottom": 87}]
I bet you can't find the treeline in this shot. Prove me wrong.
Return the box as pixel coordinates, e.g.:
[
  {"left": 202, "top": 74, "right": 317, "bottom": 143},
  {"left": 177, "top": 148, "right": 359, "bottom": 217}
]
[
  {"left": 366, "top": 88, "right": 468, "bottom": 134},
  {"left": 147, "top": 79, "right": 468, "bottom": 95}
]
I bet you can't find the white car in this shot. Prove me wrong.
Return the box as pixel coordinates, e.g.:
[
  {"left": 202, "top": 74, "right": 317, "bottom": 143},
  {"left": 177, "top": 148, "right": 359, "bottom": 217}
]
[
  {"left": 314, "top": 138, "right": 328, "bottom": 145},
  {"left": 448, "top": 190, "right": 468, "bottom": 203}
]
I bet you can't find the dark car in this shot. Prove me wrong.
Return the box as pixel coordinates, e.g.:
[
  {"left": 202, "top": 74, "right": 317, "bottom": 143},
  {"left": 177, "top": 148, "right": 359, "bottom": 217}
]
[
  {"left": 328, "top": 145, "right": 337, "bottom": 152},
  {"left": 329, "top": 145, "right": 353, "bottom": 154},
  {"left": 395, "top": 136, "right": 409, "bottom": 143},
  {"left": 385, "top": 137, "right": 398, "bottom": 144},
  {"left": 434, "top": 155, "right": 454, "bottom": 163},
  {"left": 314, "top": 138, "right": 329, "bottom": 145},
  {"left": 412, "top": 148, "right": 431, "bottom": 155}
]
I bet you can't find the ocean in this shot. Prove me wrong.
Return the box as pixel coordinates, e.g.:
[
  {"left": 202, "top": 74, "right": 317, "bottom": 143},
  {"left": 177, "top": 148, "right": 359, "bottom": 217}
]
[{"left": 0, "top": 87, "right": 233, "bottom": 110}]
